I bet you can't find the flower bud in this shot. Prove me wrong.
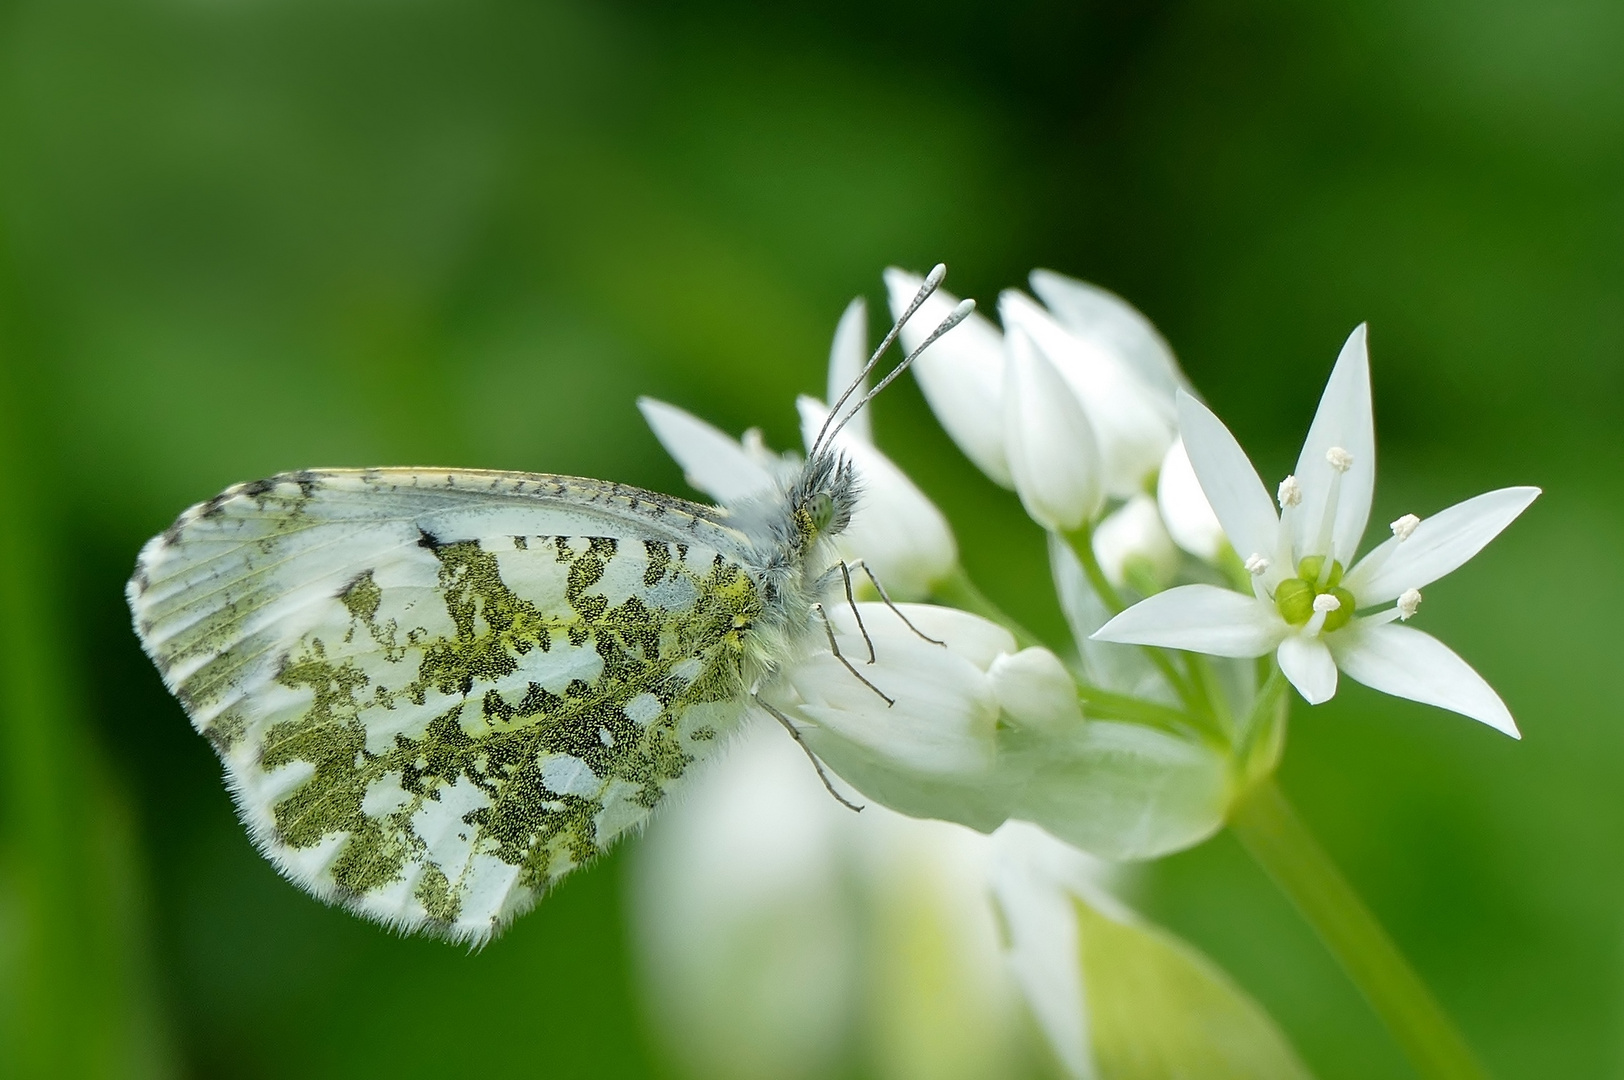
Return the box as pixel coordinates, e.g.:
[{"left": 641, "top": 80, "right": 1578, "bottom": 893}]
[
  {"left": 884, "top": 267, "right": 1012, "bottom": 486},
  {"left": 988, "top": 647, "right": 1083, "bottom": 734},
  {"left": 1003, "top": 328, "right": 1104, "bottom": 532},
  {"left": 998, "top": 289, "right": 1177, "bottom": 499},
  {"left": 1092, "top": 494, "right": 1180, "bottom": 593}
]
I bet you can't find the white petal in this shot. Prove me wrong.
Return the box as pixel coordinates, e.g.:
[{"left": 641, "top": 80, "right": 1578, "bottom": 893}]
[
  {"left": 1091, "top": 494, "right": 1178, "bottom": 590},
  {"left": 999, "top": 289, "right": 1176, "bottom": 498},
  {"left": 797, "top": 397, "right": 958, "bottom": 599},
  {"left": 1292, "top": 325, "right": 1375, "bottom": 565},
  {"left": 1004, "top": 328, "right": 1103, "bottom": 532},
  {"left": 1174, "top": 393, "right": 1278, "bottom": 565},
  {"left": 1329, "top": 623, "right": 1519, "bottom": 737},
  {"left": 825, "top": 297, "right": 872, "bottom": 444},
  {"left": 1157, "top": 438, "right": 1226, "bottom": 562},
  {"left": 987, "top": 824, "right": 1096, "bottom": 1079},
  {"left": 1029, "top": 268, "right": 1189, "bottom": 399},
  {"left": 1277, "top": 635, "right": 1338, "bottom": 704},
  {"left": 885, "top": 268, "right": 1010, "bottom": 485},
  {"left": 1092, "top": 585, "right": 1284, "bottom": 658},
  {"left": 638, "top": 397, "right": 779, "bottom": 505},
  {"left": 1343, "top": 487, "right": 1541, "bottom": 605}
]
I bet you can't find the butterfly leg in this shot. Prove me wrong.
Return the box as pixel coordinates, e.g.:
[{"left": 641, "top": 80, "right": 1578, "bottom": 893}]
[
  {"left": 812, "top": 602, "right": 895, "bottom": 707},
  {"left": 755, "top": 695, "right": 864, "bottom": 813},
  {"left": 845, "top": 559, "right": 946, "bottom": 646},
  {"left": 837, "top": 561, "right": 877, "bottom": 663}
]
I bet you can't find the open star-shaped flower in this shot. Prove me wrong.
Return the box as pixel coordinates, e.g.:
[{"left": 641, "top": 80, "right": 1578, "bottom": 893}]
[{"left": 1093, "top": 325, "right": 1539, "bottom": 737}]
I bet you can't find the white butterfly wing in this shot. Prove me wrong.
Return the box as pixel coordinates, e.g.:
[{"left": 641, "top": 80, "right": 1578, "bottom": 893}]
[{"left": 130, "top": 469, "right": 764, "bottom": 942}]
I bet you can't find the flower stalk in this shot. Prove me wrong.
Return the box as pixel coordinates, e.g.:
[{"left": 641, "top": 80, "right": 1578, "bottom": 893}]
[{"left": 1229, "top": 779, "right": 1490, "bottom": 1080}]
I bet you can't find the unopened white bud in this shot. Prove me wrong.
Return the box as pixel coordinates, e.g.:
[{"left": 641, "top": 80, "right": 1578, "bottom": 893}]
[
  {"left": 1244, "top": 553, "right": 1270, "bottom": 576},
  {"left": 1003, "top": 329, "right": 1104, "bottom": 532},
  {"left": 1390, "top": 513, "right": 1421, "bottom": 542},
  {"left": 1326, "top": 446, "right": 1354, "bottom": 472},
  {"left": 1312, "top": 593, "right": 1342, "bottom": 613},
  {"left": 1278, "top": 475, "right": 1302, "bottom": 509},
  {"left": 1397, "top": 588, "right": 1422, "bottom": 621}
]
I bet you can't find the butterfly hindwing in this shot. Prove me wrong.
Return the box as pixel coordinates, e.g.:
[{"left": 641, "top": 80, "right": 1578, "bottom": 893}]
[{"left": 130, "top": 469, "right": 763, "bottom": 941}]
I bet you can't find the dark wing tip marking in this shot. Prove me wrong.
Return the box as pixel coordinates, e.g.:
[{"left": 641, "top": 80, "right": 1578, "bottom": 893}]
[{"left": 417, "top": 527, "right": 444, "bottom": 551}]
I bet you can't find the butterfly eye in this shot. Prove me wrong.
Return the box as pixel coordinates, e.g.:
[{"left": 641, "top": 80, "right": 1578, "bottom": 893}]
[{"left": 806, "top": 492, "right": 835, "bottom": 533}]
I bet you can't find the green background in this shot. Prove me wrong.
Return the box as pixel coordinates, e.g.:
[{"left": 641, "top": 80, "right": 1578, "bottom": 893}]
[{"left": 0, "top": 1, "right": 1618, "bottom": 1077}]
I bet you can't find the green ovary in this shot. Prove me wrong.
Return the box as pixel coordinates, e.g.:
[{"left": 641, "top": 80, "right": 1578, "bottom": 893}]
[{"left": 1274, "top": 559, "right": 1354, "bottom": 633}]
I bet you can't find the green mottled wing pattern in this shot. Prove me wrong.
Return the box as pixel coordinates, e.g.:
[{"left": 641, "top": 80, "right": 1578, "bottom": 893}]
[{"left": 129, "top": 469, "right": 764, "bottom": 942}]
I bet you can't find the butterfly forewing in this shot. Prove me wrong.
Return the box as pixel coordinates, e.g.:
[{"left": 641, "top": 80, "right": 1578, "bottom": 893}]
[{"left": 130, "top": 469, "right": 764, "bottom": 942}]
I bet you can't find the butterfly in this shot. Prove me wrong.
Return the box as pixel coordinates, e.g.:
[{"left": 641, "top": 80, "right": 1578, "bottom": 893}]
[{"left": 127, "top": 266, "right": 973, "bottom": 943}]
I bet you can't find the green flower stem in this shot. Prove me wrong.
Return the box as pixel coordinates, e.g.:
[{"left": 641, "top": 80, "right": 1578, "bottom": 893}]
[
  {"left": 1230, "top": 779, "right": 1490, "bottom": 1080},
  {"left": 1062, "top": 528, "right": 1203, "bottom": 715},
  {"left": 1073, "top": 685, "right": 1203, "bottom": 738},
  {"left": 1186, "top": 654, "right": 1233, "bottom": 738},
  {"left": 931, "top": 565, "right": 1045, "bottom": 650},
  {"left": 1235, "top": 665, "right": 1288, "bottom": 775}
]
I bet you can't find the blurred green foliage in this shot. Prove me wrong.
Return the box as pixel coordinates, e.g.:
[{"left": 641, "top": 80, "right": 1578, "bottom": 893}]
[{"left": 0, "top": 0, "right": 1619, "bottom": 1077}]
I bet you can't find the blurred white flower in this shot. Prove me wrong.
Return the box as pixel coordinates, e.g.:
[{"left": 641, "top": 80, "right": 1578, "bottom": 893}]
[
  {"left": 640, "top": 300, "right": 959, "bottom": 601},
  {"left": 1003, "top": 327, "right": 1104, "bottom": 531},
  {"left": 634, "top": 725, "right": 1308, "bottom": 1080},
  {"left": 1157, "top": 437, "right": 1227, "bottom": 562},
  {"left": 1091, "top": 493, "right": 1180, "bottom": 593},
  {"left": 630, "top": 720, "right": 1036, "bottom": 1080},
  {"left": 1094, "top": 325, "right": 1539, "bottom": 736}
]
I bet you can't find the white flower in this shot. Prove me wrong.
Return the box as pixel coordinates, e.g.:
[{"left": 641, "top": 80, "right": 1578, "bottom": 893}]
[
  {"left": 640, "top": 300, "right": 958, "bottom": 601},
  {"left": 1157, "top": 437, "right": 1226, "bottom": 562},
  {"left": 1093, "top": 325, "right": 1539, "bottom": 737},
  {"left": 886, "top": 267, "right": 1187, "bottom": 501},
  {"left": 1003, "top": 326, "right": 1103, "bottom": 531}
]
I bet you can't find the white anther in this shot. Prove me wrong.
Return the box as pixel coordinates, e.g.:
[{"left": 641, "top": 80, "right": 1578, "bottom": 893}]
[
  {"left": 1326, "top": 446, "right": 1354, "bottom": 472},
  {"left": 1312, "top": 593, "right": 1342, "bottom": 613},
  {"left": 1390, "top": 513, "right": 1421, "bottom": 542},
  {"left": 1397, "top": 588, "right": 1422, "bottom": 621},
  {"left": 1278, "top": 475, "right": 1302, "bottom": 509},
  {"left": 1244, "top": 553, "right": 1271, "bottom": 576}
]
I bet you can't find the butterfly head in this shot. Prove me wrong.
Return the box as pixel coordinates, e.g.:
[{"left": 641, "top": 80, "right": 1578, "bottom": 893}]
[{"left": 787, "top": 449, "right": 859, "bottom": 553}]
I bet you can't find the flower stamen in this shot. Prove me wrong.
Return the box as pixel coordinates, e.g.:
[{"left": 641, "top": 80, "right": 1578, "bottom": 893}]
[
  {"left": 1391, "top": 513, "right": 1420, "bottom": 541},
  {"left": 1397, "top": 588, "right": 1422, "bottom": 621}
]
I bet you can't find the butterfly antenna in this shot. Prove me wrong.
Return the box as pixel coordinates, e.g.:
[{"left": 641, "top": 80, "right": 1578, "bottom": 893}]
[
  {"left": 812, "top": 263, "right": 947, "bottom": 458},
  {"left": 818, "top": 297, "right": 976, "bottom": 450}
]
